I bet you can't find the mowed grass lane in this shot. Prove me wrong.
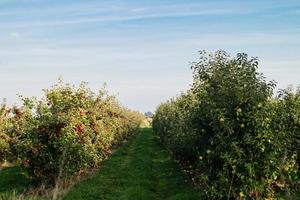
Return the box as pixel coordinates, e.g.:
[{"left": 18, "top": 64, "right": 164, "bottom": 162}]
[{"left": 63, "top": 128, "right": 200, "bottom": 200}]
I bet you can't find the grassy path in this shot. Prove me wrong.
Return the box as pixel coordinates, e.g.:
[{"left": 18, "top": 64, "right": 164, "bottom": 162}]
[{"left": 63, "top": 128, "right": 201, "bottom": 200}]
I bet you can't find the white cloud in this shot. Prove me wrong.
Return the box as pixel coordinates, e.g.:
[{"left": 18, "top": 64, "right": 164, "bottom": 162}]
[{"left": 10, "top": 32, "right": 21, "bottom": 39}]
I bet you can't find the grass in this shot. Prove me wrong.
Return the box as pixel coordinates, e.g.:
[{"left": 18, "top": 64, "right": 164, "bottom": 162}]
[
  {"left": 63, "top": 128, "right": 201, "bottom": 200},
  {"left": 0, "top": 166, "right": 34, "bottom": 199}
]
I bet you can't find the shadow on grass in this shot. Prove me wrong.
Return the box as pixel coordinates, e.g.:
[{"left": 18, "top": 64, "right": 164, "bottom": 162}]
[
  {"left": 0, "top": 166, "right": 32, "bottom": 195},
  {"left": 63, "top": 128, "right": 201, "bottom": 200}
]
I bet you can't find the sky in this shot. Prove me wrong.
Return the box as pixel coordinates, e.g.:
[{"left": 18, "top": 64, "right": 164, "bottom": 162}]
[{"left": 0, "top": 0, "right": 300, "bottom": 112}]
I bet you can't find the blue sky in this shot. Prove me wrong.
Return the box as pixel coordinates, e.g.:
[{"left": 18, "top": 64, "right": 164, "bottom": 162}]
[{"left": 0, "top": 0, "right": 300, "bottom": 112}]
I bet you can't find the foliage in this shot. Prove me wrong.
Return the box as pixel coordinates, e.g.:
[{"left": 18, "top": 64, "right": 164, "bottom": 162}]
[
  {"left": 4, "top": 81, "right": 143, "bottom": 186},
  {"left": 153, "top": 50, "right": 300, "bottom": 199},
  {"left": 0, "top": 104, "right": 11, "bottom": 163}
]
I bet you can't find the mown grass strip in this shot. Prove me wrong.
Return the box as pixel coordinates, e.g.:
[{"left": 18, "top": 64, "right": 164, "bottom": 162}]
[{"left": 63, "top": 128, "right": 201, "bottom": 200}]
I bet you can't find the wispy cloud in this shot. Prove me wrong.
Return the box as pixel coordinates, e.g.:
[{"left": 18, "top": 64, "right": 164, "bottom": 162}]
[
  {"left": 0, "top": 1, "right": 257, "bottom": 28},
  {"left": 7, "top": 11, "right": 251, "bottom": 28},
  {"left": 2, "top": 0, "right": 298, "bottom": 29},
  {"left": 9, "top": 32, "right": 21, "bottom": 39},
  {"left": 179, "top": 33, "right": 300, "bottom": 47},
  {"left": 288, "top": 9, "right": 300, "bottom": 15}
]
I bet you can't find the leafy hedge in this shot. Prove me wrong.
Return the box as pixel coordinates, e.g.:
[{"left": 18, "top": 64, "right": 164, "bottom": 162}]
[
  {"left": 0, "top": 105, "right": 11, "bottom": 163},
  {"left": 153, "top": 51, "right": 299, "bottom": 199},
  {"left": 1, "top": 82, "right": 143, "bottom": 186}
]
